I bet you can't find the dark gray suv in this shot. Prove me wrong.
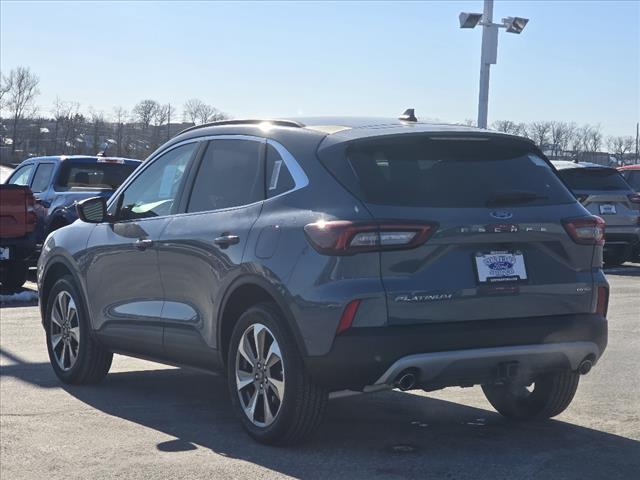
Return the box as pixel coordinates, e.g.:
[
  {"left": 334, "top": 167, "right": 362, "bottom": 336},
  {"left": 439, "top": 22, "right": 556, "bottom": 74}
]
[{"left": 38, "top": 116, "right": 609, "bottom": 444}]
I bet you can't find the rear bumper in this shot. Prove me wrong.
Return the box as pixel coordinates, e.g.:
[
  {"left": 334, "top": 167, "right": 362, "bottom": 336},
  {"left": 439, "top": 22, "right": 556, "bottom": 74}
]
[
  {"left": 0, "top": 233, "right": 38, "bottom": 264},
  {"left": 604, "top": 226, "right": 640, "bottom": 247},
  {"left": 304, "top": 313, "right": 607, "bottom": 391}
]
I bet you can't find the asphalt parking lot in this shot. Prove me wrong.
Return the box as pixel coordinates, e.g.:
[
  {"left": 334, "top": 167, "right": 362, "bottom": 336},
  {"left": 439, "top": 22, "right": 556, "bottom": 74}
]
[{"left": 1, "top": 266, "right": 639, "bottom": 480}]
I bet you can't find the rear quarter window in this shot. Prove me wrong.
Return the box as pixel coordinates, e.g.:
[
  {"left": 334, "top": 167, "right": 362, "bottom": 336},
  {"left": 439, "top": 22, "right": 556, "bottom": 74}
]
[
  {"left": 56, "top": 161, "right": 138, "bottom": 190},
  {"left": 558, "top": 168, "right": 631, "bottom": 191},
  {"left": 322, "top": 136, "right": 575, "bottom": 208}
]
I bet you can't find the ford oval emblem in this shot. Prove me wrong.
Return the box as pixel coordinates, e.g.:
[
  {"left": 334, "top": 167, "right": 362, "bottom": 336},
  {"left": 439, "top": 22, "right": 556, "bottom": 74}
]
[{"left": 490, "top": 210, "right": 513, "bottom": 220}]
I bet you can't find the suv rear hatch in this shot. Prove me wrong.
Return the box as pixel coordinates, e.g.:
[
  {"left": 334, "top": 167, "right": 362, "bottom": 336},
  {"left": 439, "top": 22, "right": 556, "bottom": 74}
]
[{"left": 319, "top": 133, "right": 599, "bottom": 325}]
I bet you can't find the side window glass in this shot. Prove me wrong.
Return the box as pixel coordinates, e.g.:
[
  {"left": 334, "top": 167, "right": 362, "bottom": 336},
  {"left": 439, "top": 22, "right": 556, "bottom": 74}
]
[
  {"left": 31, "top": 163, "right": 55, "bottom": 192},
  {"left": 8, "top": 164, "right": 34, "bottom": 186},
  {"left": 118, "top": 143, "right": 196, "bottom": 220},
  {"left": 265, "top": 144, "right": 295, "bottom": 198},
  {"left": 187, "top": 139, "right": 263, "bottom": 213}
]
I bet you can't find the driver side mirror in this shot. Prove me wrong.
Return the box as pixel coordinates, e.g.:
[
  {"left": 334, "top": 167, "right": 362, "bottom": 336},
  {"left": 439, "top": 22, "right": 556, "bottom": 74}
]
[{"left": 76, "top": 196, "right": 107, "bottom": 223}]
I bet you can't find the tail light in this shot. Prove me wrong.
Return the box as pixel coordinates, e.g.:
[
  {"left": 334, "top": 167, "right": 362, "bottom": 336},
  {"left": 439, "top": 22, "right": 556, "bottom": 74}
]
[
  {"left": 25, "top": 192, "right": 36, "bottom": 233},
  {"left": 596, "top": 286, "right": 609, "bottom": 316},
  {"left": 336, "top": 299, "right": 361, "bottom": 335},
  {"left": 628, "top": 193, "right": 640, "bottom": 207},
  {"left": 562, "top": 216, "right": 605, "bottom": 245},
  {"left": 575, "top": 194, "right": 589, "bottom": 203},
  {"left": 303, "top": 220, "right": 438, "bottom": 255}
]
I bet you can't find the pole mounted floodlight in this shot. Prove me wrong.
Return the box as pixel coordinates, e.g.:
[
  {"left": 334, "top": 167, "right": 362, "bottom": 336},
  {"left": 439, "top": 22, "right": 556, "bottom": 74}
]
[
  {"left": 459, "top": 12, "right": 483, "bottom": 29},
  {"left": 459, "top": 1, "right": 529, "bottom": 128},
  {"left": 502, "top": 16, "right": 529, "bottom": 34}
]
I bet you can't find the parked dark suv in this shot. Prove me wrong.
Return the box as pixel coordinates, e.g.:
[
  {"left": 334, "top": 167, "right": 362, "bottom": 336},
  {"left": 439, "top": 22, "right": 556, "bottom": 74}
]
[{"left": 38, "top": 116, "right": 609, "bottom": 444}]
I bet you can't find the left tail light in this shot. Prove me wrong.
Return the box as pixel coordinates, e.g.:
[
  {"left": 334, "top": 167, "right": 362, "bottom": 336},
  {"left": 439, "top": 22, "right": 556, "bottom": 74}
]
[
  {"left": 303, "top": 220, "right": 438, "bottom": 255},
  {"left": 563, "top": 216, "right": 605, "bottom": 246}
]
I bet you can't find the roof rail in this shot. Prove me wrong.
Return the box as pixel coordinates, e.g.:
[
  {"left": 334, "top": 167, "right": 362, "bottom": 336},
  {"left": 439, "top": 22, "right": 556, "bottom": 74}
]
[{"left": 178, "top": 118, "right": 305, "bottom": 135}]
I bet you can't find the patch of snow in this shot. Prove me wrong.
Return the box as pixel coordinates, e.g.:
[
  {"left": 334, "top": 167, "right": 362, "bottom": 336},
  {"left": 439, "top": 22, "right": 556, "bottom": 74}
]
[{"left": 0, "top": 290, "right": 38, "bottom": 304}]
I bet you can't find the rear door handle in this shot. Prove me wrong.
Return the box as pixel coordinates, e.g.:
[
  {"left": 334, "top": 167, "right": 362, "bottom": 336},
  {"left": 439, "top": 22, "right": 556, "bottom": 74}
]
[
  {"left": 214, "top": 234, "right": 240, "bottom": 249},
  {"left": 135, "top": 238, "right": 154, "bottom": 250}
]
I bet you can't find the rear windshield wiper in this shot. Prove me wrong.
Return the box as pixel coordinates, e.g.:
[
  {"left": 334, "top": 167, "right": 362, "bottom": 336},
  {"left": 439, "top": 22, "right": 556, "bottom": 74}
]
[{"left": 485, "top": 191, "right": 549, "bottom": 206}]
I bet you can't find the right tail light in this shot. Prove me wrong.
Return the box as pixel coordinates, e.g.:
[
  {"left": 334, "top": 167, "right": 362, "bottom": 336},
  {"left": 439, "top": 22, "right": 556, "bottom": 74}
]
[
  {"left": 596, "top": 286, "right": 609, "bottom": 317},
  {"left": 25, "top": 191, "right": 36, "bottom": 233},
  {"left": 562, "top": 216, "right": 605, "bottom": 246}
]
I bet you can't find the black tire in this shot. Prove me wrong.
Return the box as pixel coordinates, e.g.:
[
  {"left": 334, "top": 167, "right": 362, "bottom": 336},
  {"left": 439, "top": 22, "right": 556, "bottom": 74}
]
[
  {"left": 0, "top": 261, "right": 28, "bottom": 290},
  {"left": 44, "top": 275, "right": 112, "bottom": 385},
  {"left": 482, "top": 370, "right": 580, "bottom": 420},
  {"left": 227, "top": 302, "right": 328, "bottom": 445},
  {"left": 604, "top": 248, "right": 629, "bottom": 267}
]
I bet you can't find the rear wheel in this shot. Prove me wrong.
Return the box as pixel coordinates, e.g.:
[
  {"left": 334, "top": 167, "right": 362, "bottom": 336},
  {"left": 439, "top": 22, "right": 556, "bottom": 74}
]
[
  {"left": 227, "top": 303, "right": 328, "bottom": 445},
  {"left": 45, "top": 275, "right": 112, "bottom": 384},
  {"left": 604, "top": 247, "right": 629, "bottom": 266},
  {"left": 482, "top": 370, "right": 580, "bottom": 420},
  {"left": 0, "top": 261, "right": 28, "bottom": 290}
]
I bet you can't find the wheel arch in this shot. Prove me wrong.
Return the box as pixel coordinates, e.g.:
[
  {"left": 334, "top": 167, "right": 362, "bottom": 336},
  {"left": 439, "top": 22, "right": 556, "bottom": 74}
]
[
  {"left": 217, "top": 275, "right": 306, "bottom": 367},
  {"left": 40, "top": 256, "right": 85, "bottom": 327}
]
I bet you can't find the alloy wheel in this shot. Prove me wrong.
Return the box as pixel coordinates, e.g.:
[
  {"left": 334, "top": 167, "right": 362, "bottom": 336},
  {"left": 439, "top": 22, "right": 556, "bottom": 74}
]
[
  {"left": 50, "top": 291, "right": 80, "bottom": 371},
  {"left": 235, "top": 323, "right": 285, "bottom": 427}
]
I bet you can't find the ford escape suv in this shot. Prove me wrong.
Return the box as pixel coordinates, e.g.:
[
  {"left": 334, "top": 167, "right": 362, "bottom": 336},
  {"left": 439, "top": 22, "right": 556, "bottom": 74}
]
[{"left": 38, "top": 116, "right": 609, "bottom": 445}]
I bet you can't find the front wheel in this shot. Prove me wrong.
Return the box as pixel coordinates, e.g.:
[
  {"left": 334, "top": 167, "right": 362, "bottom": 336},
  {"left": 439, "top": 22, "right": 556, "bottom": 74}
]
[
  {"left": 227, "top": 303, "right": 328, "bottom": 445},
  {"left": 45, "top": 275, "right": 113, "bottom": 384},
  {"left": 482, "top": 370, "right": 580, "bottom": 420}
]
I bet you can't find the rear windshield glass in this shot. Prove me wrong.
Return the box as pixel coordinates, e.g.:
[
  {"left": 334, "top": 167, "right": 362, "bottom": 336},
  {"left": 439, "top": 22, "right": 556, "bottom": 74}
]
[
  {"left": 339, "top": 137, "right": 574, "bottom": 207},
  {"left": 558, "top": 168, "right": 631, "bottom": 191},
  {"left": 56, "top": 161, "right": 137, "bottom": 190}
]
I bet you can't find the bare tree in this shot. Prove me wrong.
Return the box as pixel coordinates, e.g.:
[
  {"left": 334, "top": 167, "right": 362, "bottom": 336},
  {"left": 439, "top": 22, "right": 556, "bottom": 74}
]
[
  {"left": 549, "top": 121, "right": 577, "bottom": 158},
  {"left": 4, "top": 66, "right": 40, "bottom": 153},
  {"left": 196, "top": 104, "right": 225, "bottom": 124},
  {"left": 183, "top": 98, "right": 227, "bottom": 125},
  {"left": 52, "top": 98, "right": 82, "bottom": 154},
  {"left": 153, "top": 103, "right": 170, "bottom": 127},
  {"left": 0, "top": 72, "right": 11, "bottom": 114},
  {"left": 133, "top": 99, "right": 159, "bottom": 130},
  {"left": 491, "top": 120, "right": 521, "bottom": 135},
  {"left": 587, "top": 124, "right": 603, "bottom": 152},
  {"left": 528, "top": 121, "right": 552, "bottom": 148},
  {"left": 183, "top": 98, "right": 203, "bottom": 124},
  {"left": 607, "top": 135, "right": 635, "bottom": 161}
]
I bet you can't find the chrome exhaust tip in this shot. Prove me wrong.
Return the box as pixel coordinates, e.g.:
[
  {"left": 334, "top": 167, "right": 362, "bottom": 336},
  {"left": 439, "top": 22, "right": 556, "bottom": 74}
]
[
  {"left": 578, "top": 359, "right": 593, "bottom": 375},
  {"left": 395, "top": 370, "right": 417, "bottom": 391}
]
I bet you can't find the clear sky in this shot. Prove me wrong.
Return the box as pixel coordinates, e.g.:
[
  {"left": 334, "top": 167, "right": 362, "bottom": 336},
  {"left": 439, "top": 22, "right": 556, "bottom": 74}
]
[{"left": 1, "top": 1, "right": 638, "bottom": 136}]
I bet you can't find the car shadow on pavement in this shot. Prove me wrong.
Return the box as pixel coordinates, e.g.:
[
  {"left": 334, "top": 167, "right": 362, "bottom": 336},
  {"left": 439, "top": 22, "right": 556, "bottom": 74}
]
[
  {"left": 604, "top": 263, "right": 640, "bottom": 277},
  {"left": 2, "top": 348, "right": 639, "bottom": 480}
]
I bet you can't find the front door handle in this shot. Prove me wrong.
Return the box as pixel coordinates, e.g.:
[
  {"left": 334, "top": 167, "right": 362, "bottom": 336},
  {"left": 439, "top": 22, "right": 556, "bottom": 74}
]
[
  {"left": 135, "top": 238, "right": 154, "bottom": 250},
  {"left": 214, "top": 234, "right": 240, "bottom": 249}
]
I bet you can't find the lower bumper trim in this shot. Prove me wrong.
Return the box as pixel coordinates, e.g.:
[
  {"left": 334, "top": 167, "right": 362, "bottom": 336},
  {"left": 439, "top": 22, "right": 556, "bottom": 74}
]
[{"left": 374, "top": 341, "right": 600, "bottom": 387}]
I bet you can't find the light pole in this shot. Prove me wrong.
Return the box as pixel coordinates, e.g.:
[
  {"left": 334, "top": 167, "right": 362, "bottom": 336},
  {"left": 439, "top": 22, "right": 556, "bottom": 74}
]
[{"left": 459, "top": 0, "right": 529, "bottom": 129}]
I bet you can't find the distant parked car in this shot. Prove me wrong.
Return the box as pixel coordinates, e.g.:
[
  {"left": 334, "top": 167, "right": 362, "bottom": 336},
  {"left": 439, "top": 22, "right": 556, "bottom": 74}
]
[
  {"left": 553, "top": 161, "right": 640, "bottom": 265},
  {"left": 4, "top": 156, "right": 141, "bottom": 245},
  {"left": 618, "top": 164, "right": 640, "bottom": 192},
  {"left": 618, "top": 164, "right": 640, "bottom": 260}
]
